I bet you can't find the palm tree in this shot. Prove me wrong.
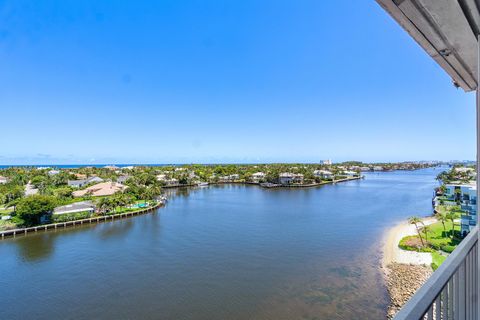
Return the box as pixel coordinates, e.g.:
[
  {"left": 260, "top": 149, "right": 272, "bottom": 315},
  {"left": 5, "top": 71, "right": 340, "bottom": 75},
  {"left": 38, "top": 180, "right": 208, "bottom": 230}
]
[
  {"left": 435, "top": 211, "right": 448, "bottom": 237},
  {"left": 97, "top": 197, "right": 112, "bottom": 215},
  {"left": 422, "top": 225, "right": 431, "bottom": 245},
  {"left": 409, "top": 216, "right": 425, "bottom": 247},
  {"left": 446, "top": 212, "right": 456, "bottom": 238}
]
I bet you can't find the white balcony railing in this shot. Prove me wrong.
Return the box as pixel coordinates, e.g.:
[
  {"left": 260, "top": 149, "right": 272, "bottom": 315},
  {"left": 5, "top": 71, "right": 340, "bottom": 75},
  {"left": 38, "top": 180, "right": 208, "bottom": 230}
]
[{"left": 394, "top": 227, "right": 478, "bottom": 319}]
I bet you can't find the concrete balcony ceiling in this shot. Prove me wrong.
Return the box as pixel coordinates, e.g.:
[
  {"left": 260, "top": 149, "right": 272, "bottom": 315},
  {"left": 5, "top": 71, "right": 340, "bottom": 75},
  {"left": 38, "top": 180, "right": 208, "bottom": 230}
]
[{"left": 376, "top": 0, "right": 480, "bottom": 91}]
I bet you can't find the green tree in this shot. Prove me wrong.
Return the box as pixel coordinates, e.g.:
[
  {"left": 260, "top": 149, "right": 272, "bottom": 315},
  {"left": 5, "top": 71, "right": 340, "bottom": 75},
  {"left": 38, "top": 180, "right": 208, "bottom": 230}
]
[
  {"left": 435, "top": 211, "right": 448, "bottom": 237},
  {"left": 53, "top": 187, "right": 73, "bottom": 199},
  {"left": 446, "top": 212, "right": 456, "bottom": 238},
  {"left": 408, "top": 216, "right": 425, "bottom": 247},
  {"left": 422, "top": 225, "right": 431, "bottom": 244},
  {"left": 15, "top": 195, "right": 57, "bottom": 227}
]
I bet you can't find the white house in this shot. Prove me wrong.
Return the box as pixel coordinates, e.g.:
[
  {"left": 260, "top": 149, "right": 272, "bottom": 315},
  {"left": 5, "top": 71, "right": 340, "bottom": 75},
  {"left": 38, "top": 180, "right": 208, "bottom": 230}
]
[
  {"left": 279, "top": 173, "right": 303, "bottom": 185},
  {"left": 68, "top": 176, "right": 104, "bottom": 188},
  {"left": 313, "top": 170, "right": 333, "bottom": 180},
  {"left": 48, "top": 170, "right": 60, "bottom": 176},
  {"left": 0, "top": 176, "right": 8, "bottom": 184},
  {"left": 219, "top": 174, "right": 240, "bottom": 182},
  {"left": 53, "top": 201, "right": 96, "bottom": 215},
  {"left": 342, "top": 170, "right": 357, "bottom": 177},
  {"left": 165, "top": 178, "right": 179, "bottom": 186},
  {"left": 117, "top": 175, "right": 131, "bottom": 184},
  {"left": 251, "top": 172, "right": 266, "bottom": 182}
]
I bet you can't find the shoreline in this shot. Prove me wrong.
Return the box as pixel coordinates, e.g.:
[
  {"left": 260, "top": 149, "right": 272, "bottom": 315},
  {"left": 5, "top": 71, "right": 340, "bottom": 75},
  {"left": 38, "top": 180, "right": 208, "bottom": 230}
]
[
  {"left": 382, "top": 217, "right": 436, "bottom": 270},
  {"left": 0, "top": 201, "right": 164, "bottom": 240},
  {"left": 382, "top": 217, "right": 436, "bottom": 318}
]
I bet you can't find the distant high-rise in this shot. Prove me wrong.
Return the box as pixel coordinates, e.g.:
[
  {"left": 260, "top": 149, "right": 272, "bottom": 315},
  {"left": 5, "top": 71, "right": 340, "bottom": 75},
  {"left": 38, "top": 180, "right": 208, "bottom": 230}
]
[{"left": 321, "top": 159, "right": 332, "bottom": 165}]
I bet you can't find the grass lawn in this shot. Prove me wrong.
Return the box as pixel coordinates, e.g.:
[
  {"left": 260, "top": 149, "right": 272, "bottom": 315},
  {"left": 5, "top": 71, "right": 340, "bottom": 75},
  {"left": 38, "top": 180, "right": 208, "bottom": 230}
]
[
  {"left": 425, "top": 220, "right": 460, "bottom": 251},
  {"left": 399, "top": 219, "right": 463, "bottom": 269},
  {"left": 435, "top": 205, "right": 463, "bottom": 218},
  {"left": 431, "top": 251, "right": 447, "bottom": 271}
]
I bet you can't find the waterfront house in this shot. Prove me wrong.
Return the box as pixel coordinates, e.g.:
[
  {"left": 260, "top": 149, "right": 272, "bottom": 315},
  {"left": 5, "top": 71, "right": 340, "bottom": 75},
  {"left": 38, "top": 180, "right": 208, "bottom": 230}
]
[
  {"left": 219, "top": 174, "right": 240, "bottom": 182},
  {"left": 53, "top": 201, "right": 95, "bottom": 215},
  {"left": 72, "top": 182, "right": 127, "bottom": 197},
  {"left": 251, "top": 172, "right": 266, "bottom": 182},
  {"left": 156, "top": 174, "right": 167, "bottom": 181},
  {"left": 0, "top": 176, "right": 8, "bottom": 184},
  {"left": 279, "top": 173, "right": 303, "bottom": 185},
  {"left": 342, "top": 170, "right": 357, "bottom": 177},
  {"left": 68, "top": 176, "right": 104, "bottom": 188},
  {"left": 359, "top": 166, "right": 371, "bottom": 171},
  {"left": 313, "top": 170, "right": 333, "bottom": 180},
  {"left": 165, "top": 178, "right": 179, "bottom": 186},
  {"left": 373, "top": 166, "right": 384, "bottom": 171}
]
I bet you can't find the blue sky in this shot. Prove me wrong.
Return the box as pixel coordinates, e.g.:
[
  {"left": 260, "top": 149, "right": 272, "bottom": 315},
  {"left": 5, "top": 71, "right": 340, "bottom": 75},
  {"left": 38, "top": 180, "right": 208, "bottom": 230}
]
[{"left": 0, "top": 0, "right": 475, "bottom": 164}]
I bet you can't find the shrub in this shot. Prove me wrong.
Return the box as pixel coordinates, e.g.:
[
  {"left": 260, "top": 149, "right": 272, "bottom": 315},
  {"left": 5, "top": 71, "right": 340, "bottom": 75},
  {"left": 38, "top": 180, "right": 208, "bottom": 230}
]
[
  {"left": 0, "top": 220, "right": 18, "bottom": 231},
  {"left": 398, "top": 235, "right": 433, "bottom": 252},
  {"left": 52, "top": 211, "right": 92, "bottom": 223},
  {"left": 441, "top": 245, "right": 456, "bottom": 253}
]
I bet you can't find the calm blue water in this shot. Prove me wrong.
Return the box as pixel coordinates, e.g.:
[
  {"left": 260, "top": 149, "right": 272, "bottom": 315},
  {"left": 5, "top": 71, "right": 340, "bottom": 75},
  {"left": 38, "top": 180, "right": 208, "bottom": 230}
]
[{"left": 0, "top": 168, "right": 442, "bottom": 319}]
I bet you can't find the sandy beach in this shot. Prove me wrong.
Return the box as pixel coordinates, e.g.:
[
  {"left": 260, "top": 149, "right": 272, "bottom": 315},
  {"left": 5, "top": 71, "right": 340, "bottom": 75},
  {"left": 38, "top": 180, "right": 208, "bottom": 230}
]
[
  {"left": 382, "top": 217, "right": 436, "bottom": 270},
  {"left": 382, "top": 217, "right": 436, "bottom": 318}
]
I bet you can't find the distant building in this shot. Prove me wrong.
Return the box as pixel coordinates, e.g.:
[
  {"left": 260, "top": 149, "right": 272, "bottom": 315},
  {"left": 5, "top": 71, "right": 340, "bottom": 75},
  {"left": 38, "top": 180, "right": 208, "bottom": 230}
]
[
  {"left": 68, "top": 176, "right": 104, "bottom": 188},
  {"left": 279, "top": 173, "right": 303, "bottom": 185},
  {"left": 342, "top": 170, "right": 357, "bottom": 177},
  {"left": 104, "top": 165, "right": 120, "bottom": 171},
  {"left": 444, "top": 183, "right": 478, "bottom": 236},
  {"left": 165, "top": 178, "right": 179, "bottom": 186},
  {"left": 321, "top": 160, "right": 332, "bottom": 165},
  {"left": 373, "top": 166, "right": 384, "bottom": 171},
  {"left": 219, "top": 174, "right": 240, "bottom": 182},
  {"left": 250, "top": 172, "right": 266, "bottom": 182},
  {"left": 54, "top": 201, "right": 95, "bottom": 215},
  {"left": 0, "top": 176, "right": 8, "bottom": 184},
  {"left": 48, "top": 170, "right": 60, "bottom": 176},
  {"left": 117, "top": 175, "right": 131, "bottom": 184},
  {"left": 313, "top": 170, "right": 333, "bottom": 179},
  {"left": 156, "top": 174, "right": 167, "bottom": 181},
  {"left": 72, "top": 182, "right": 127, "bottom": 197}
]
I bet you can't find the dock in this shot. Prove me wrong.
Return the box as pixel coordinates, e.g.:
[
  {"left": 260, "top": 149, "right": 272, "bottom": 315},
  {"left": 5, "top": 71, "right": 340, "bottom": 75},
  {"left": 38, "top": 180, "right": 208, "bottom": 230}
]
[{"left": 0, "top": 201, "right": 164, "bottom": 240}]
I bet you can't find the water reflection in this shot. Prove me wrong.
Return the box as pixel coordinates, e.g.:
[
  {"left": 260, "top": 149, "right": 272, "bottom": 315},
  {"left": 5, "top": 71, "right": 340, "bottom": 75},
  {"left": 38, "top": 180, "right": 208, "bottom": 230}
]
[{"left": 14, "top": 233, "right": 56, "bottom": 262}]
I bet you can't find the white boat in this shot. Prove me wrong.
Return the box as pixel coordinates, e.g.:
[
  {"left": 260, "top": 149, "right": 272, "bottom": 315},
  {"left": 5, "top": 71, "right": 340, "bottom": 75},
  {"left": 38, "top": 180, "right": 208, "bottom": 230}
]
[{"left": 197, "top": 182, "right": 209, "bottom": 187}]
